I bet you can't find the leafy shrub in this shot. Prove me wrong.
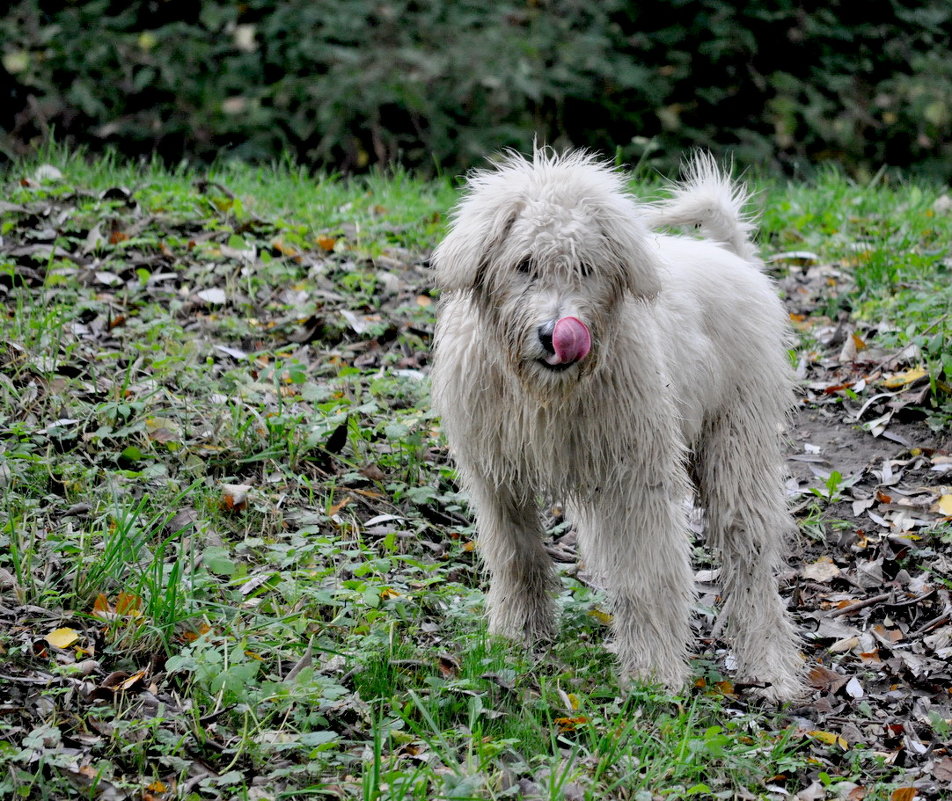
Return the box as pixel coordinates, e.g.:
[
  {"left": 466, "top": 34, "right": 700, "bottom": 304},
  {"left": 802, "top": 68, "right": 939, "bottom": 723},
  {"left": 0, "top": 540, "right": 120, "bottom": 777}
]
[{"left": 2, "top": 0, "right": 951, "bottom": 177}]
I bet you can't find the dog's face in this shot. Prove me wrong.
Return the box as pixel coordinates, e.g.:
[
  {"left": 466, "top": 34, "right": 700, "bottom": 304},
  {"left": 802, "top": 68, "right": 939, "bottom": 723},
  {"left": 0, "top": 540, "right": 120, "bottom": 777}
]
[
  {"left": 473, "top": 211, "right": 619, "bottom": 387},
  {"left": 435, "top": 151, "right": 661, "bottom": 390}
]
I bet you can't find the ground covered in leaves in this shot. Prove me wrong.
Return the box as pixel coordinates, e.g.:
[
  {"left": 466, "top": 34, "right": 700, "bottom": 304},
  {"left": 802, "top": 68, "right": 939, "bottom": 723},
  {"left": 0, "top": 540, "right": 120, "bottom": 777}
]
[{"left": 0, "top": 158, "right": 950, "bottom": 800}]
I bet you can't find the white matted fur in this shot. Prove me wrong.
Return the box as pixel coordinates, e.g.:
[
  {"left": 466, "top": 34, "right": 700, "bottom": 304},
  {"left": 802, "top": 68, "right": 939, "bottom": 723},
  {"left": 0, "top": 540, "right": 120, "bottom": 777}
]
[{"left": 431, "top": 149, "right": 803, "bottom": 702}]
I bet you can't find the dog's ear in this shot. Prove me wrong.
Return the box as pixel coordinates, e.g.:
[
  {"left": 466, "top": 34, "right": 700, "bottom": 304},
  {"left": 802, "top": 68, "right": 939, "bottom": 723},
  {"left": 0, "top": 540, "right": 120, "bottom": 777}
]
[
  {"left": 604, "top": 225, "right": 663, "bottom": 300},
  {"left": 432, "top": 207, "right": 516, "bottom": 294}
]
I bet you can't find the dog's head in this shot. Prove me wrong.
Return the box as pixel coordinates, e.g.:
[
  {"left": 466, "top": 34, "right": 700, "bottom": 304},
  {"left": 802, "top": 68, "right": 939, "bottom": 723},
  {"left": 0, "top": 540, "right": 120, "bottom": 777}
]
[{"left": 433, "top": 149, "right": 661, "bottom": 387}]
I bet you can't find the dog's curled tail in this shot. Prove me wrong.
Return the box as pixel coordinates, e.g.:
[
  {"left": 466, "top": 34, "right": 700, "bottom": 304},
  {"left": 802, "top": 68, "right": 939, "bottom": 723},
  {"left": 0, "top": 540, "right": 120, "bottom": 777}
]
[{"left": 648, "top": 151, "right": 758, "bottom": 262}]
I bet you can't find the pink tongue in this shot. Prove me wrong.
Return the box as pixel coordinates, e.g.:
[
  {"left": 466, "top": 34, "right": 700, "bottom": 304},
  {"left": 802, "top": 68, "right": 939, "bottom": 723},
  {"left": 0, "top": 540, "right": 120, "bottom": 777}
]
[{"left": 549, "top": 316, "right": 591, "bottom": 364}]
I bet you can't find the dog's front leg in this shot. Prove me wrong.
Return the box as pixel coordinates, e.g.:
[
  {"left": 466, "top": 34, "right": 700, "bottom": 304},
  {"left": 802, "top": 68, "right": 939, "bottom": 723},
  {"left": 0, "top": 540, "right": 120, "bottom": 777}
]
[
  {"left": 574, "top": 485, "right": 695, "bottom": 693},
  {"left": 466, "top": 477, "right": 558, "bottom": 643}
]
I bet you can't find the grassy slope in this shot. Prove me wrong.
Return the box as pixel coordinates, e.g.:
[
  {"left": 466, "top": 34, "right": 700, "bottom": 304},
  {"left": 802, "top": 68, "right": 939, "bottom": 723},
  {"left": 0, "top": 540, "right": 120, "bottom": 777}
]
[{"left": 0, "top": 150, "right": 949, "bottom": 800}]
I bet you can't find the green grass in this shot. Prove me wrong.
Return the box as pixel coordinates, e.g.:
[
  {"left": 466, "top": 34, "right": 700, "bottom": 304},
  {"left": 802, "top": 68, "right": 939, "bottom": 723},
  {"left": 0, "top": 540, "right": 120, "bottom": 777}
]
[
  {"left": 759, "top": 168, "right": 952, "bottom": 428},
  {"left": 0, "top": 148, "right": 948, "bottom": 799}
]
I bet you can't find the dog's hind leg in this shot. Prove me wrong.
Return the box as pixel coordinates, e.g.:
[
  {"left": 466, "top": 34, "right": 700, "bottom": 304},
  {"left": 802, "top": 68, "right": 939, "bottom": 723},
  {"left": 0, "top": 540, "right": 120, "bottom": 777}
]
[
  {"left": 696, "top": 411, "right": 804, "bottom": 702},
  {"left": 466, "top": 478, "right": 558, "bottom": 643},
  {"left": 573, "top": 486, "right": 695, "bottom": 693}
]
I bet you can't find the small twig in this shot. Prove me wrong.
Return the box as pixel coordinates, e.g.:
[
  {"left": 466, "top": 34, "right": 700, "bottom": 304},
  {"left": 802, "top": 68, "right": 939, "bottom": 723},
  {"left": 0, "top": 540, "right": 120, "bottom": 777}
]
[
  {"left": 0, "top": 673, "right": 56, "bottom": 685},
  {"left": 879, "top": 313, "right": 948, "bottom": 371},
  {"left": 827, "top": 590, "right": 936, "bottom": 619},
  {"left": 912, "top": 613, "right": 951, "bottom": 637},
  {"left": 888, "top": 589, "right": 936, "bottom": 609},
  {"left": 193, "top": 178, "right": 236, "bottom": 199},
  {"left": 827, "top": 592, "right": 892, "bottom": 618},
  {"left": 198, "top": 704, "right": 236, "bottom": 727}
]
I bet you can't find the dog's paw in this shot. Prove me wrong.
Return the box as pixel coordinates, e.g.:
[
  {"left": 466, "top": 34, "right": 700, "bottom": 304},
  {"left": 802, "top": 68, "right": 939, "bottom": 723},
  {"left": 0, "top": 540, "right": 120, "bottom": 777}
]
[
  {"left": 486, "top": 602, "right": 557, "bottom": 644},
  {"left": 732, "top": 625, "right": 806, "bottom": 703},
  {"left": 737, "top": 661, "right": 807, "bottom": 704},
  {"left": 616, "top": 656, "right": 690, "bottom": 697},
  {"left": 748, "top": 675, "right": 808, "bottom": 704}
]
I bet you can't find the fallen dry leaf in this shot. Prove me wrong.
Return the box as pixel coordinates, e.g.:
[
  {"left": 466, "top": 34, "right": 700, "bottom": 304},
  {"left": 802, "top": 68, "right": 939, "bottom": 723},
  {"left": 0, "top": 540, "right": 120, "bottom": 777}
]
[
  {"left": 933, "top": 757, "right": 952, "bottom": 782},
  {"left": 588, "top": 608, "right": 613, "bottom": 625},
  {"left": 882, "top": 367, "right": 928, "bottom": 389},
  {"left": 802, "top": 555, "right": 842, "bottom": 582},
  {"left": 327, "top": 496, "right": 352, "bottom": 516},
  {"left": 555, "top": 715, "right": 588, "bottom": 732},
  {"left": 935, "top": 494, "right": 952, "bottom": 516},
  {"left": 115, "top": 592, "right": 142, "bottom": 617},
  {"left": 45, "top": 627, "right": 80, "bottom": 649},
  {"left": 272, "top": 239, "right": 300, "bottom": 258},
  {"left": 808, "top": 664, "right": 850, "bottom": 693},
  {"left": 808, "top": 729, "right": 849, "bottom": 749},
  {"left": 890, "top": 788, "right": 917, "bottom": 801}
]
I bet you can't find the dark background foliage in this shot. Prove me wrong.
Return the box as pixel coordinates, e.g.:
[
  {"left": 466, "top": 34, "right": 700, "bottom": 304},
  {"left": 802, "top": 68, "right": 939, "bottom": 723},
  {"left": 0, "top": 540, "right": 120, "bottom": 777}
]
[{"left": 2, "top": 0, "right": 951, "bottom": 176}]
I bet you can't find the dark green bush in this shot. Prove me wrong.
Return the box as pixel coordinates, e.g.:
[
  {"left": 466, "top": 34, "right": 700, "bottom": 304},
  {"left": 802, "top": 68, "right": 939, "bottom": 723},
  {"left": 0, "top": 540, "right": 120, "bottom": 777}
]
[{"left": 2, "top": 0, "right": 950, "bottom": 177}]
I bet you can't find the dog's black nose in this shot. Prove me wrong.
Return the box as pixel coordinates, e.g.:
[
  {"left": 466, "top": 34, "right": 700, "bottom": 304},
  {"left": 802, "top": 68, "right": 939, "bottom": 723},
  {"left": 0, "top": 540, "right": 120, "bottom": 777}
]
[{"left": 537, "top": 321, "right": 555, "bottom": 354}]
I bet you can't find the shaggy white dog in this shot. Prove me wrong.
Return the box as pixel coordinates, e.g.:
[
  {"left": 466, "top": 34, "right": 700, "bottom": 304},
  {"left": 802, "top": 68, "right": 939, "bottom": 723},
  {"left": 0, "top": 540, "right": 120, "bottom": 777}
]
[{"left": 431, "top": 149, "right": 803, "bottom": 702}]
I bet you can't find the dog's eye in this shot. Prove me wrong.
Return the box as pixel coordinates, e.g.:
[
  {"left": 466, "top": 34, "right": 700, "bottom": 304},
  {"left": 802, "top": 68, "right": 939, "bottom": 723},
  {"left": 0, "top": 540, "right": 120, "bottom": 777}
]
[{"left": 516, "top": 257, "right": 533, "bottom": 275}]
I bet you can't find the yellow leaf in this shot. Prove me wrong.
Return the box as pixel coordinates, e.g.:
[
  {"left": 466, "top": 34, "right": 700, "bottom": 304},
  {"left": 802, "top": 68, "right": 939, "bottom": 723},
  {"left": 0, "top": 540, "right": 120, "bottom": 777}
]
[
  {"left": 119, "top": 668, "right": 148, "bottom": 691},
  {"left": 589, "top": 608, "right": 613, "bottom": 625},
  {"left": 936, "top": 494, "right": 952, "bottom": 516},
  {"left": 808, "top": 729, "right": 849, "bottom": 749},
  {"left": 272, "top": 239, "right": 299, "bottom": 258},
  {"left": 46, "top": 627, "right": 80, "bottom": 649},
  {"left": 554, "top": 715, "right": 588, "bottom": 731},
  {"left": 316, "top": 235, "right": 337, "bottom": 252},
  {"left": 882, "top": 367, "right": 929, "bottom": 389}
]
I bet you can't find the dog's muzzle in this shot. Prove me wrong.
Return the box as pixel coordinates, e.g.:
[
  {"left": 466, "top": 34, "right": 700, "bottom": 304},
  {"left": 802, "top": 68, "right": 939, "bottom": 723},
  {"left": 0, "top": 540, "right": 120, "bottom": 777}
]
[{"left": 537, "top": 316, "right": 591, "bottom": 370}]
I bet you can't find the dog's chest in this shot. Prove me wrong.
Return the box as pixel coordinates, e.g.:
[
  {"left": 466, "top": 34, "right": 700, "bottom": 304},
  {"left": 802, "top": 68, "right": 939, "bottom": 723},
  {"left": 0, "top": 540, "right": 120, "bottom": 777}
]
[{"left": 495, "top": 399, "right": 636, "bottom": 495}]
